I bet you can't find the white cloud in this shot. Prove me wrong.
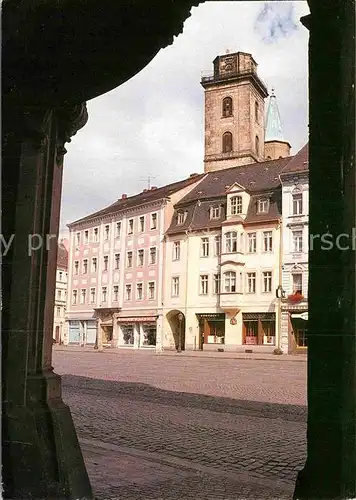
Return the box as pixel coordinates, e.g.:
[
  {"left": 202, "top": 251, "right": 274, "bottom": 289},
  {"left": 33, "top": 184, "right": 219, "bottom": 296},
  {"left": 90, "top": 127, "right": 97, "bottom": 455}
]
[{"left": 60, "top": 1, "right": 310, "bottom": 233}]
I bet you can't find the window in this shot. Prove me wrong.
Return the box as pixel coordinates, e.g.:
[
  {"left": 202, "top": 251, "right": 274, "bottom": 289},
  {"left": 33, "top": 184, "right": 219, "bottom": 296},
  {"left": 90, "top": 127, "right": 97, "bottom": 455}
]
[
  {"left": 201, "top": 237, "right": 209, "bottom": 257},
  {"left": 72, "top": 290, "right": 78, "bottom": 305},
  {"left": 255, "top": 101, "right": 259, "bottom": 122},
  {"left": 139, "top": 216, "right": 145, "bottom": 232},
  {"left": 173, "top": 241, "right": 181, "bottom": 261},
  {"left": 248, "top": 233, "right": 257, "bottom": 253},
  {"left": 103, "top": 255, "right": 109, "bottom": 271},
  {"left": 127, "top": 251, "right": 133, "bottom": 268},
  {"left": 83, "top": 259, "right": 88, "bottom": 274},
  {"left": 80, "top": 289, "right": 86, "bottom": 304},
  {"left": 247, "top": 272, "right": 256, "bottom": 293},
  {"left": 102, "top": 287, "right": 107, "bottom": 303},
  {"left": 210, "top": 206, "right": 221, "bottom": 219},
  {"left": 226, "top": 231, "right": 238, "bottom": 253},
  {"left": 93, "top": 227, "right": 99, "bottom": 242},
  {"left": 258, "top": 198, "right": 269, "bottom": 213},
  {"left": 122, "top": 324, "right": 134, "bottom": 345},
  {"left": 292, "top": 230, "right": 303, "bottom": 253},
  {"left": 230, "top": 196, "right": 242, "bottom": 215},
  {"left": 222, "top": 96, "right": 233, "bottom": 117},
  {"left": 172, "top": 277, "right": 180, "bottom": 297},
  {"left": 213, "top": 274, "right": 221, "bottom": 294},
  {"left": 59, "top": 271, "right": 63, "bottom": 281},
  {"left": 295, "top": 329, "right": 308, "bottom": 347},
  {"left": 125, "top": 284, "right": 132, "bottom": 301},
  {"left": 115, "top": 253, "right": 120, "bottom": 269},
  {"left": 113, "top": 285, "right": 119, "bottom": 302},
  {"left": 177, "top": 211, "right": 185, "bottom": 225},
  {"left": 115, "top": 221, "right": 121, "bottom": 238},
  {"left": 263, "top": 231, "right": 273, "bottom": 252},
  {"left": 84, "top": 230, "right": 89, "bottom": 244},
  {"left": 90, "top": 288, "right": 96, "bottom": 303},
  {"left": 104, "top": 225, "right": 110, "bottom": 240},
  {"left": 293, "top": 193, "right": 303, "bottom": 215},
  {"left": 224, "top": 271, "right": 236, "bottom": 293},
  {"left": 137, "top": 249, "right": 144, "bottom": 267},
  {"left": 148, "top": 281, "right": 155, "bottom": 300},
  {"left": 222, "top": 132, "right": 233, "bottom": 153},
  {"left": 76, "top": 232, "right": 80, "bottom": 246},
  {"left": 56, "top": 306, "right": 61, "bottom": 317},
  {"left": 92, "top": 257, "right": 97, "bottom": 273},
  {"left": 263, "top": 271, "right": 272, "bottom": 293},
  {"left": 292, "top": 273, "right": 303, "bottom": 294},
  {"left": 200, "top": 275, "right": 209, "bottom": 295},
  {"left": 214, "top": 235, "right": 221, "bottom": 256},
  {"left": 128, "top": 219, "right": 134, "bottom": 235},
  {"left": 136, "top": 283, "right": 143, "bottom": 300},
  {"left": 74, "top": 261, "right": 79, "bottom": 275},
  {"left": 57, "top": 290, "right": 62, "bottom": 300},
  {"left": 255, "top": 135, "right": 260, "bottom": 155},
  {"left": 149, "top": 247, "right": 156, "bottom": 265},
  {"left": 150, "top": 213, "right": 157, "bottom": 230}
]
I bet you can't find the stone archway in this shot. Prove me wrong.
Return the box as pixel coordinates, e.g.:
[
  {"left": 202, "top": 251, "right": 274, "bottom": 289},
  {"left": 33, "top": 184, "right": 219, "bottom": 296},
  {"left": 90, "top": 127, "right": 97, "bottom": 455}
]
[{"left": 166, "top": 310, "right": 186, "bottom": 351}]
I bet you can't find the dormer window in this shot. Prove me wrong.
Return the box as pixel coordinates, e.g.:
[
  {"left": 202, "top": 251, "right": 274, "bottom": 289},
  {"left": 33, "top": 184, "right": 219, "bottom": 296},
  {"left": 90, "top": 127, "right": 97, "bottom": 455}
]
[
  {"left": 258, "top": 198, "right": 269, "bottom": 213},
  {"left": 177, "top": 211, "right": 186, "bottom": 225},
  {"left": 230, "top": 196, "right": 242, "bottom": 215},
  {"left": 222, "top": 132, "right": 233, "bottom": 153},
  {"left": 222, "top": 97, "right": 233, "bottom": 117},
  {"left": 210, "top": 206, "right": 221, "bottom": 220}
]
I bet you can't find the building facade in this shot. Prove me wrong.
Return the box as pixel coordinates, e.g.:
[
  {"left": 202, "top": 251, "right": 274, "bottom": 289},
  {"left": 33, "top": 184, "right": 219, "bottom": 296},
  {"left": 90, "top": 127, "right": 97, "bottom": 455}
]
[
  {"left": 53, "top": 241, "right": 68, "bottom": 343},
  {"left": 163, "top": 158, "right": 289, "bottom": 352},
  {"left": 65, "top": 175, "right": 205, "bottom": 347},
  {"left": 280, "top": 144, "right": 309, "bottom": 353}
]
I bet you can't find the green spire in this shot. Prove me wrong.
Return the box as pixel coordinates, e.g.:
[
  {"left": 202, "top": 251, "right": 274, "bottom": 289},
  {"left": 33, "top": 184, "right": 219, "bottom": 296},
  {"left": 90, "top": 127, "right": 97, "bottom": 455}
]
[{"left": 265, "top": 89, "right": 284, "bottom": 141}]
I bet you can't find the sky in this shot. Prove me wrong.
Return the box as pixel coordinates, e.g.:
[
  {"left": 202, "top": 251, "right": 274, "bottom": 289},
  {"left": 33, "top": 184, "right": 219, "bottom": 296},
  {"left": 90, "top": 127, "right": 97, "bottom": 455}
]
[{"left": 60, "top": 1, "right": 310, "bottom": 236}]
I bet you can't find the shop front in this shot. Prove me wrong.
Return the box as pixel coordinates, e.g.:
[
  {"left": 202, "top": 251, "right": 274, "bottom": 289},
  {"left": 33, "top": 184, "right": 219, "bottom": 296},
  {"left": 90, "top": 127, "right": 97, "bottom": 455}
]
[
  {"left": 197, "top": 313, "right": 226, "bottom": 349},
  {"left": 242, "top": 312, "right": 276, "bottom": 346},
  {"left": 290, "top": 311, "right": 308, "bottom": 351},
  {"left": 116, "top": 316, "right": 158, "bottom": 348}
]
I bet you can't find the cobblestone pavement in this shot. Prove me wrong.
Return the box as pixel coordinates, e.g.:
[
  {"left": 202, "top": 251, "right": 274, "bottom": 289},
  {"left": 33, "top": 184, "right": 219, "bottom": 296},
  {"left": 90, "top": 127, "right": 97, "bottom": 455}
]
[{"left": 53, "top": 349, "right": 307, "bottom": 499}]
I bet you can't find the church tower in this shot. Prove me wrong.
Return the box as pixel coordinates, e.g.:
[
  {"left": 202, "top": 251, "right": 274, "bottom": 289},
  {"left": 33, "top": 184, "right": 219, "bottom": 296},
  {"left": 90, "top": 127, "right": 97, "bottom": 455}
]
[
  {"left": 201, "top": 51, "right": 268, "bottom": 173},
  {"left": 264, "top": 89, "right": 291, "bottom": 159}
]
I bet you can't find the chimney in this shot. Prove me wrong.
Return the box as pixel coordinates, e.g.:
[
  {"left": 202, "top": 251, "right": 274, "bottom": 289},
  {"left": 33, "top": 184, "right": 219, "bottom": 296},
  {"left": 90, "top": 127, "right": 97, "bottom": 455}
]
[
  {"left": 121, "top": 194, "right": 127, "bottom": 199},
  {"left": 150, "top": 186, "right": 157, "bottom": 190}
]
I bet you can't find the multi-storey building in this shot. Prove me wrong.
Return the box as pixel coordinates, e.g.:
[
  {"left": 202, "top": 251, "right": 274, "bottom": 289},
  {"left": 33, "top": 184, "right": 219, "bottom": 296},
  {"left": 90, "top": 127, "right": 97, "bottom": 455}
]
[
  {"left": 65, "top": 49, "right": 307, "bottom": 353},
  {"left": 53, "top": 241, "right": 68, "bottom": 343},
  {"left": 65, "top": 175, "right": 205, "bottom": 347},
  {"left": 163, "top": 157, "right": 290, "bottom": 352},
  {"left": 280, "top": 144, "right": 309, "bottom": 353}
]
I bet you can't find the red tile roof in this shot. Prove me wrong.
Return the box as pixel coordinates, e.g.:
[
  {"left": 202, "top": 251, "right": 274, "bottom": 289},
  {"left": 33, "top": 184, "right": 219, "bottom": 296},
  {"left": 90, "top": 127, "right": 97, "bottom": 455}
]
[
  {"left": 57, "top": 243, "right": 68, "bottom": 269},
  {"left": 281, "top": 143, "right": 309, "bottom": 175}
]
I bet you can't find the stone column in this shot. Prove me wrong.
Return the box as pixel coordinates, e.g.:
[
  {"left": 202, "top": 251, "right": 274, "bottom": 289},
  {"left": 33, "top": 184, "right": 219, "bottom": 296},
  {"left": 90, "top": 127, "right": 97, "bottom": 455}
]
[
  {"left": 2, "top": 104, "right": 93, "bottom": 498},
  {"left": 294, "top": 3, "right": 355, "bottom": 498},
  {"left": 112, "top": 314, "right": 119, "bottom": 348},
  {"left": 134, "top": 323, "right": 140, "bottom": 349}
]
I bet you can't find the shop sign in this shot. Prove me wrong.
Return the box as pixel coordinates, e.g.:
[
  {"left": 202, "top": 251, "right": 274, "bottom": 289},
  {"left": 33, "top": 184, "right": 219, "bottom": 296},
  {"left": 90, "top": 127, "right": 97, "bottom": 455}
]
[
  {"left": 116, "top": 316, "right": 157, "bottom": 323},
  {"left": 243, "top": 313, "right": 275, "bottom": 321},
  {"left": 197, "top": 313, "right": 225, "bottom": 320}
]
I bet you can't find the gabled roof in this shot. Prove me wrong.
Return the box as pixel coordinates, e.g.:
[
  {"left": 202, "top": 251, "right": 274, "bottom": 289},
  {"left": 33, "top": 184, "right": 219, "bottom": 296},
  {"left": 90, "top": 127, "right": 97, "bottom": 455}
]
[
  {"left": 281, "top": 143, "right": 309, "bottom": 175},
  {"left": 57, "top": 243, "right": 68, "bottom": 270},
  {"left": 68, "top": 173, "right": 205, "bottom": 227},
  {"left": 176, "top": 157, "right": 291, "bottom": 207}
]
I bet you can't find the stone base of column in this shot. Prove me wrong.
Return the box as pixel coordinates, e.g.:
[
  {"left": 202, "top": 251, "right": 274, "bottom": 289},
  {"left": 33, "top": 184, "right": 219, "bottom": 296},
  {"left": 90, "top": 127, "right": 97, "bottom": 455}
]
[{"left": 2, "top": 371, "right": 93, "bottom": 499}]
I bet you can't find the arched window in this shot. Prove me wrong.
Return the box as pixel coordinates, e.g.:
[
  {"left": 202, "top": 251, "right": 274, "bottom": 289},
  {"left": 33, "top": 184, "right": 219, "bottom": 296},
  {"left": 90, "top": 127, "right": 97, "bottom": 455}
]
[
  {"left": 222, "top": 97, "right": 233, "bottom": 117},
  {"left": 255, "top": 135, "right": 259, "bottom": 155},
  {"left": 222, "top": 132, "right": 233, "bottom": 153},
  {"left": 225, "top": 231, "right": 238, "bottom": 253},
  {"left": 224, "top": 271, "right": 237, "bottom": 293},
  {"left": 255, "top": 101, "right": 259, "bottom": 122}
]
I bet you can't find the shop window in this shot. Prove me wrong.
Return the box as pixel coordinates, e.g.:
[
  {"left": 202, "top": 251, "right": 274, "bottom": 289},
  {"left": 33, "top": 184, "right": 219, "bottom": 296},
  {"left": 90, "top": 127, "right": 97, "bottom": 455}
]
[
  {"left": 244, "top": 320, "right": 258, "bottom": 345},
  {"left": 142, "top": 324, "right": 156, "bottom": 346},
  {"left": 122, "top": 325, "right": 134, "bottom": 345},
  {"left": 295, "top": 329, "right": 308, "bottom": 347}
]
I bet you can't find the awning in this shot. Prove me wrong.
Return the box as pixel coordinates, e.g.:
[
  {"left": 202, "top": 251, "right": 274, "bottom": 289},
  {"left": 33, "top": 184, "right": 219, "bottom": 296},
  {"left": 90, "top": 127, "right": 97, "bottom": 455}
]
[{"left": 116, "top": 316, "right": 157, "bottom": 323}]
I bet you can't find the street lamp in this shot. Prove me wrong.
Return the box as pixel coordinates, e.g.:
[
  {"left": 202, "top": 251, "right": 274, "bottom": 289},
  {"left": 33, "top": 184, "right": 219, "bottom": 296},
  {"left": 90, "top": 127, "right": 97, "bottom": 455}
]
[{"left": 177, "top": 312, "right": 184, "bottom": 353}]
